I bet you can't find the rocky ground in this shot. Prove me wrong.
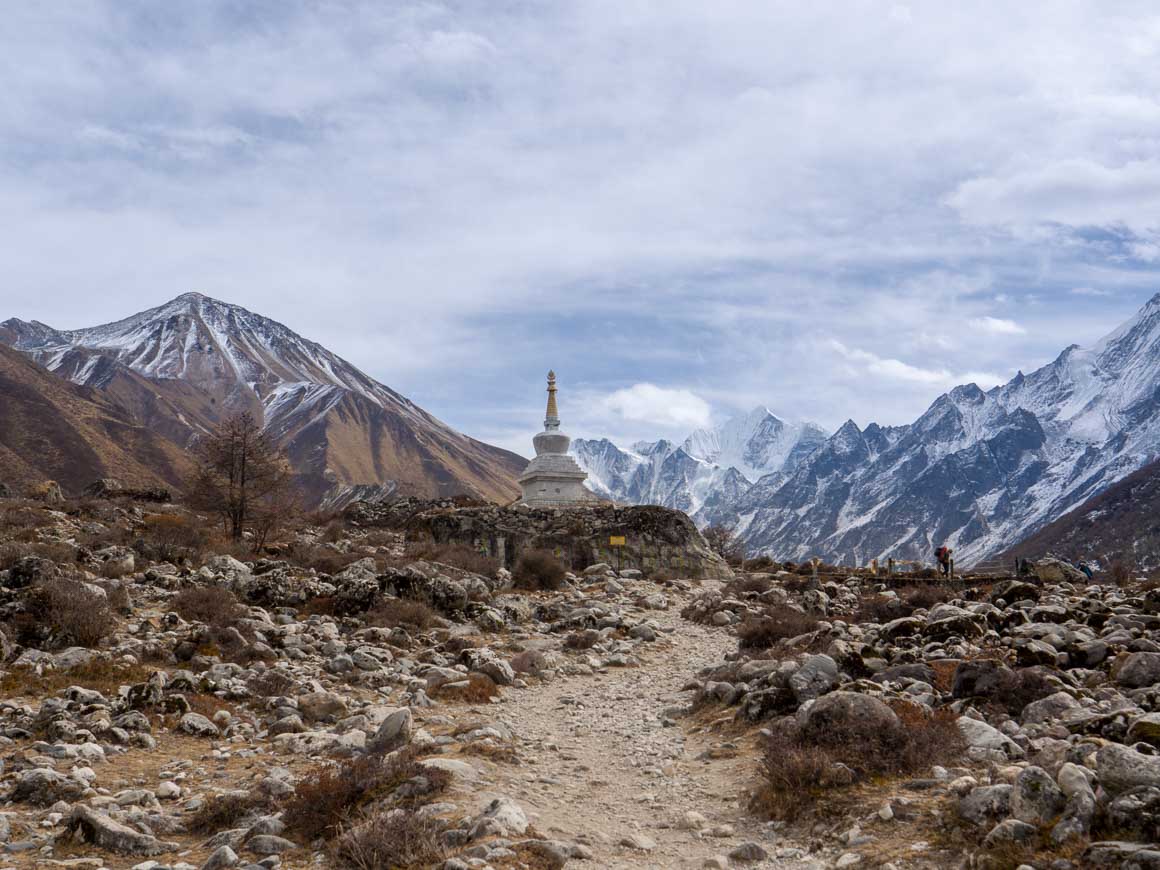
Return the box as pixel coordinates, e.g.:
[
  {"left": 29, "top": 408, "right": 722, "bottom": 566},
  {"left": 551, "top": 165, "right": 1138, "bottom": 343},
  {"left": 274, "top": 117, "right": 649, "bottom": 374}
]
[{"left": 1, "top": 494, "right": 1159, "bottom": 869}]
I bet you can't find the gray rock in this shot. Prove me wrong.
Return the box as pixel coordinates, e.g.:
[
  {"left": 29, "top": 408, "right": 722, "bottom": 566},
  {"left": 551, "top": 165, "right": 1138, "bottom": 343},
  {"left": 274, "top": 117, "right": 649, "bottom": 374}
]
[
  {"left": 729, "top": 842, "right": 768, "bottom": 862},
  {"left": 958, "top": 785, "right": 1012, "bottom": 827},
  {"left": 11, "top": 768, "right": 84, "bottom": 806},
  {"left": 983, "top": 818, "right": 1037, "bottom": 848},
  {"left": 179, "top": 712, "right": 221, "bottom": 738},
  {"left": 1097, "top": 743, "right": 1160, "bottom": 796},
  {"left": 957, "top": 716, "right": 1024, "bottom": 759},
  {"left": 1021, "top": 691, "right": 1079, "bottom": 725},
  {"left": 789, "top": 654, "right": 838, "bottom": 703},
  {"left": 201, "top": 845, "right": 239, "bottom": 870},
  {"left": 798, "top": 691, "right": 899, "bottom": 741},
  {"left": 1117, "top": 651, "right": 1160, "bottom": 689},
  {"left": 1084, "top": 841, "right": 1160, "bottom": 869},
  {"left": 245, "top": 834, "right": 296, "bottom": 855},
  {"left": 64, "top": 805, "right": 177, "bottom": 856},
  {"left": 368, "top": 707, "right": 413, "bottom": 754},
  {"left": 1010, "top": 766, "right": 1066, "bottom": 825},
  {"left": 469, "top": 797, "right": 528, "bottom": 839}
]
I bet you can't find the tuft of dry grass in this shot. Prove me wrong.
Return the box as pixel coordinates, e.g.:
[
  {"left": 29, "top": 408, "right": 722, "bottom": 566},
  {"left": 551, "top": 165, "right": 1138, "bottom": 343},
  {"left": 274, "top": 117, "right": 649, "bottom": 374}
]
[
  {"left": 737, "top": 606, "right": 822, "bottom": 650},
  {"left": 330, "top": 810, "right": 445, "bottom": 870},
  {"left": 172, "top": 586, "right": 247, "bottom": 628},
  {"left": 752, "top": 704, "right": 965, "bottom": 821},
  {"left": 282, "top": 750, "right": 451, "bottom": 843},
  {"left": 431, "top": 673, "right": 499, "bottom": 703},
  {"left": 366, "top": 598, "right": 439, "bottom": 631},
  {"left": 405, "top": 541, "right": 497, "bottom": 576},
  {"left": 512, "top": 549, "right": 567, "bottom": 591},
  {"left": 22, "top": 577, "right": 118, "bottom": 648},
  {"left": 132, "top": 513, "right": 209, "bottom": 565},
  {"left": 0, "top": 659, "right": 155, "bottom": 697},
  {"left": 187, "top": 790, "right": 270, "bottom": 833}
]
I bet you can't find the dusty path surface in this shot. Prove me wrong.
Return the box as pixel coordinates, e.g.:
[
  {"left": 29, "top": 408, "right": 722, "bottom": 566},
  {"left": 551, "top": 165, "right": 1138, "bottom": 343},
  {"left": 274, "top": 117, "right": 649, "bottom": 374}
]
[{"left": 471, "top": 593, "right": 815, "bottom": 869}]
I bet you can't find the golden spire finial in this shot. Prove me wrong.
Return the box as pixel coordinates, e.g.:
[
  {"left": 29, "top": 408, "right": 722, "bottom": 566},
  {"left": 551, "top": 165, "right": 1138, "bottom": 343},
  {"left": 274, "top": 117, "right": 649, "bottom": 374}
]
[{"left": 545, "top": 370, "right": 559, "bottom": 427}]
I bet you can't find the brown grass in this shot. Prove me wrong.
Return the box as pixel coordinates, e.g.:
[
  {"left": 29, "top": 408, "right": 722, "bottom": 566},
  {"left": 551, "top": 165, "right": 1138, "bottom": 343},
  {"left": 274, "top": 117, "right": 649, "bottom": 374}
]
[
  {"left": 21, "top": 577, "right": 118, "bottom": 648},
  {"left": 512, "top": 549, "right": 567, "bottom": 591},
  {"left": 431, "top": 673, "right": 499, "bottom": 703},
  {"left": 330, "top": 811, "right": 445, "bottom": 869},
  {"left": 187, "top": 790, "right": 270, "bottom": 833},
  {"left": 171, "top": 586, "right": 247, "bottom": 627},
  {"left": 132, "top": 513, "right": 210, "bottom": 565},
  {"left": 366, "top": 598, "right": 440, "bottom": 631},
  {"left": 752, "top": 705, "right": 965, "bottom": 821},
  {"left": 405, "top": 541, "right": 497, "bottom": 576},
  {"left": 282, "top": 750, "right": 451, "bottom": 843},
  {"left": 737, "top": 606, "right": 822, "bottom": 650},
  {"left": 0, "top": 659, "right": 155, "bottom": 698}
]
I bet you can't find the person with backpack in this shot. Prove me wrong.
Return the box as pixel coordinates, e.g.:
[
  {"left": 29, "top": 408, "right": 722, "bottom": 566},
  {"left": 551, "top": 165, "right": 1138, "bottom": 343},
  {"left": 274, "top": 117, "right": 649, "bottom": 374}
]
[{"left": 935, "top": 545, "right": 952, "bottom": 578}]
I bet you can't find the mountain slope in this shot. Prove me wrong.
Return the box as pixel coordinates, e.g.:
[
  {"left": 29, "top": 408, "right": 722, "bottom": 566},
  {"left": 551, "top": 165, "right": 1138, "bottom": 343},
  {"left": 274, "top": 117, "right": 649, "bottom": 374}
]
[
  {"left": 736, "top": 294, "right": 1160, "bottom": 566},
  {"left": 0, "top": 344, "right": 191, "bottom": 493},
  {"left": 1002, "top": 457, "right": 1160, "bottom": 571},
  {"left": 572, "top": 409, "right": 827, "bottom": 519},
  {"left": 1, "top": 293, "right": 526, "bottom": 504}
]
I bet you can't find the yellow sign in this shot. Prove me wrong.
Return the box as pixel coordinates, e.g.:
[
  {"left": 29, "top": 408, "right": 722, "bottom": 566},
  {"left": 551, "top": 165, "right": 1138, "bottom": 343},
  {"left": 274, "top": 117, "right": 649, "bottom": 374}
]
[{"left": 609, "top": 536, "right": 626, "bottom": 547}]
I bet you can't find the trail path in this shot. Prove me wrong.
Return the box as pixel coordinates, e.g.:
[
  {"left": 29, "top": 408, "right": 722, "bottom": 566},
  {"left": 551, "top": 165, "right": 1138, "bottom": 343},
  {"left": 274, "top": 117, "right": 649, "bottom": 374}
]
[{"left": 475, "top": 593, "right": 813, "bottom": 869}]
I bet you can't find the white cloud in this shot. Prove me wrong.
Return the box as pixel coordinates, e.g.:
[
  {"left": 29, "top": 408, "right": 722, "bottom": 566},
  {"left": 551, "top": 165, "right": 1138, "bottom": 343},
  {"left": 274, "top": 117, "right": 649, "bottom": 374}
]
[
  {"left": 947, "top": 159, "right": 1160, "bottom": 233},
  {"left": 1071, "top": 286, "right": 1112, "bottom": 296},
  {"left": 603, "top": 383, "right": 713, "bottom": 429},
  {"left": 968, "top": 316, "right": 1026, "bottom": 335},
  {"left": 829, "top": 341, "right": 1004, "bottom": 390}
]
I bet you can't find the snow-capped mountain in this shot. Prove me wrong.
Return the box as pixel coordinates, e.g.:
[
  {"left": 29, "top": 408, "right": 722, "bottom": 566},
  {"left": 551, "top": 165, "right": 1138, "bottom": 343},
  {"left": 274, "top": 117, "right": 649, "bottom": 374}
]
[
  {"left": 572, "top": 409, "right": 828, "bottom": 520},
  {"left": 734, "top": 293, "right": 1160, "bottom": 567},
  {"left": 1, "top": 293, "right": 525, "bottom": 504}
]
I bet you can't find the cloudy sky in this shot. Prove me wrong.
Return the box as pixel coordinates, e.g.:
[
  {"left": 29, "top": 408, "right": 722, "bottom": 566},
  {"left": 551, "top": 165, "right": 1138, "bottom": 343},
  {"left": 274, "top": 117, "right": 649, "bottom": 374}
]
[{"left": 4, "top": 2, "right": 1160, "bottom": 455}]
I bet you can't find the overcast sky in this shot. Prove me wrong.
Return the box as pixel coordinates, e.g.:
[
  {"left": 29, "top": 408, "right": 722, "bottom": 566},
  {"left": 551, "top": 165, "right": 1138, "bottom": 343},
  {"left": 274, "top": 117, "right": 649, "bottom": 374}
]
[{"left": 4, "top": 2, "right": 1160, "bottom": 455}]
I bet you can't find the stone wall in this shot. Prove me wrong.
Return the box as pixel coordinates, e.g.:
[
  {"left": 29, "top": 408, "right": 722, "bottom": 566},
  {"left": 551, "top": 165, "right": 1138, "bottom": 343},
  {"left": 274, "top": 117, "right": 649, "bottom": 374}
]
[{"left": 347, "top": 498, "right": 732, "bottom": 579}]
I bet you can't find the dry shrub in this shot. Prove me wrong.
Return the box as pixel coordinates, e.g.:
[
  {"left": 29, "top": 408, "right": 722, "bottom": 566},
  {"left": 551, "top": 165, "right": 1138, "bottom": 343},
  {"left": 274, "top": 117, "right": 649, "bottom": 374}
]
[
  {"left": 753, "top": 705, "right": 964, "bottom": 820},
  {"left": 781, "top": 574, "right": 809, "bottom": 593},
  {"left": 432, "top": 673, "right": 499, "bottom": 703},
  {"left": 367, "top": 598, "right": 439, "bottom": 631},
  {"left": 0, "top": 659, "right": 154, "bottom": 697},
  {"left": 24, "top": 577, "right": 117, "bottom": 648},
  {"left": 405, "top": 541, "right": 497, "bottom": 577},
  {"left": 724, "top": 574, "right": 773, "bottom": 597},
  {"left": 513, "top": 549, "right": 566, "bottom": 591},
  {"left": 0, "top": 542, "right": 34, "bottom": 571},
  {"left": 285, "top": 544, "right": 362, "bottom": 576},
  {"left": 188, "top": 790, "right": 269, "bottom": 833},
  {"left": 902, "top": 584, "right": 953, "bottom": 610},
  {"left": 1110, "top": 560, "right": 1133, "bottom": 586},
  {"left": 743, "top": 556, "right": 777, "bottom": 572},
  {"left": 330, "top": 811, "right": 445, "bottom": 870},
  {"left": 737, "top": 607, "right": 822, "bottom": 650},
  {"left": 172, "top": 586, "right": 247, "bottom": 628},
  {"left": 133, "top": 513, "right": 209, "bottom": 565},
  {"left": 282, "top": 751, "right": 451, "bottom": 843},
  {"left": 300, "top": 595, "right": 339, "bottom": 617},
  {"left": 0, "top": 505, "right": 51, "bottom": 533}
]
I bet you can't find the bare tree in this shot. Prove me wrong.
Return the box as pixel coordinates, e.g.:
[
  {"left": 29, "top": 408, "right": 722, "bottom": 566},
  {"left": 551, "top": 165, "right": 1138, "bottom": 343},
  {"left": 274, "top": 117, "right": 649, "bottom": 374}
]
[
  {"left": 703, "top": 523, "right": 746, "bottom": 564},
  {"left": 189, "top": 412, "right": 296, "bottom": 545}
]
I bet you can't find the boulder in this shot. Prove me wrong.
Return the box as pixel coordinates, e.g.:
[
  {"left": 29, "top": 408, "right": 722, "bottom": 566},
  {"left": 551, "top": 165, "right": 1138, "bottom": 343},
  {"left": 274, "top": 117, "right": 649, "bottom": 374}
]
[
  {"left": 1032, "top": 558, "right": 1086, "bottom": 584},
  {"left": 1009, "top": 766, "right": 1066, "bottom": 825},
  {"left": 798, "top": 691, "right": 900, "bottom": 742},
  {"left": 368, "top": 708, "right": 413, "bottom": 754},
  {"left": 1097, "top": 743, "right": 1160, "bottom": 796},
  {"left": 789, "top": 654, "right": 839, "bottom": 703},
  {"left": 64, "top": 805, "right": 176, "bottom": 856},
  {"left": 1116, "top": 651, "right": 1160, "bottom": 689},
  {"left": 1021, "top": 691, "right": 1079, "bottom": 725}
]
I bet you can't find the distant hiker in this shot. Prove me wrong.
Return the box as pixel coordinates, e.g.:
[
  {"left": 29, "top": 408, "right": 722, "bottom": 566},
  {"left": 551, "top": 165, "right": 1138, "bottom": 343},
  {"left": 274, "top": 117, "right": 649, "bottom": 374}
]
[
  {"left": 1078, "top": 561, "right": 1094, "bottom": 581},
  {"left": 935, "top": 546, "right": 952, "bottom": 578}
]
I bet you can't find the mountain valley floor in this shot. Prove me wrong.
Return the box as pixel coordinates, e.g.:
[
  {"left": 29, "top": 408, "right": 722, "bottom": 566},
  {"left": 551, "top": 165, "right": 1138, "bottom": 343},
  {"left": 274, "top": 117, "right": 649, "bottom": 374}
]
[{"left": 1, "top": 493, "right": 1159, "bottom": 869}]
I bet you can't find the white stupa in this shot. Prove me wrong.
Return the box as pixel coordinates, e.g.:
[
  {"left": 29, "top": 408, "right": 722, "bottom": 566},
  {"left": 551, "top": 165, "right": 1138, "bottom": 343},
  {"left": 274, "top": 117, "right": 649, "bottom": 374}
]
[{"left": 518, "top": 370, "right": 596, "bottom": 508}]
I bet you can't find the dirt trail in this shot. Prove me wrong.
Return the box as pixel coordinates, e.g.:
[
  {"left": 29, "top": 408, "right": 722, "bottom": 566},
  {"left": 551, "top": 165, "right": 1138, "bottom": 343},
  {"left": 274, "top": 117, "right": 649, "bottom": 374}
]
[{"left": 472, "top": 594, "right": 813, "bottom": 869}]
